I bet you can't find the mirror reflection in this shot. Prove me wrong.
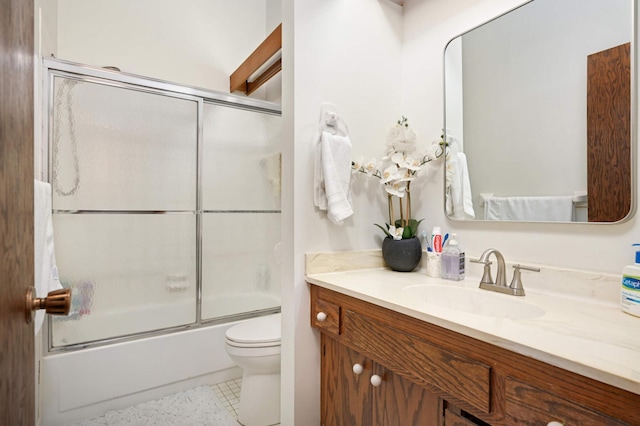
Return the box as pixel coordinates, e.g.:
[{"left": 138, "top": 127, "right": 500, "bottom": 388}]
[{"left": 444, "top": 0, "right": 633, "bottom": 223}]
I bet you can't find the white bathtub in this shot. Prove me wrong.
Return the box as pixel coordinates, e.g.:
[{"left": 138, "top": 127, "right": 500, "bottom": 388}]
[{"left": 40, "top": 295, "right": 280, "bottom": 426}]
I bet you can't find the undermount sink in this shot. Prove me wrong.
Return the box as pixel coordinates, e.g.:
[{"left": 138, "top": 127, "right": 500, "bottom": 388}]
[{"left": 401, "top": 284, "right": 545, "bottom": 319}]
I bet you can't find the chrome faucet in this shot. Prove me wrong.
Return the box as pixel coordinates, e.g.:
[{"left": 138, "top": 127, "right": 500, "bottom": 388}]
[
  {"left": 471, "top": 248, "right": 539, "bottom": 296},
  {"left": 473, "top": 248, "right": 507, "bottom": 287}
]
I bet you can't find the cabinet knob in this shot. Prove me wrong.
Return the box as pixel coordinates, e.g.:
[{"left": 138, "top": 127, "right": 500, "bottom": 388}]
[
  {"left": 316, "top": 312, "right": 327, "bottom": 322},
  {"left": 547, "top": 422, "right": 564, "bottom": 426},
  {"left": 370, "top": 374, "right": 382, "bottom": 387},
  {"left": 352, "top": 363, "right": 363, "bottom": 375}
]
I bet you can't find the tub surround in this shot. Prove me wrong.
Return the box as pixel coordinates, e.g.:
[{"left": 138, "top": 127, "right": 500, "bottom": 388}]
[{"left": 305, "top": 251, "right": 639, "bottom": 396}]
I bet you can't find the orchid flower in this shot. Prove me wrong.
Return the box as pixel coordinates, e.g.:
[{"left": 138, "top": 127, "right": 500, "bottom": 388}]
[
  {"left": 351, "top": 117, "right": 443, "bottom": 239},
  {"left": 351, "top": 157, "right": 364, "bottom": 172},
  {"left": 388, "top": 225, "right": 404, "bottom": 240},
  {"left": 391, "top": 153, "right": 421, "bottom": 172},
  {"left": 381, "top": 164, "right": 401, "bottom": 184},
  {"left": 384, "top": 181, "right": 407, "bottom": 197},
  {"left": 363, "top": 158, "right": 377, "bottom": 176}
]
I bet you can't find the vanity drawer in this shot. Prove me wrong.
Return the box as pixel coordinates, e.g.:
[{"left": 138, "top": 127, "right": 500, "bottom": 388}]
[
  {"left": 444, "top": 409, "right": 482, "bottom": 426},
  {"left": 311, "top": 292, "right": 341, "bottom": 335},
  {"left": 505, "top": 377, "right": 626, "bottom": 426},
  {"left": 341, "top": 309, "right": 491, "bottom": 414}
]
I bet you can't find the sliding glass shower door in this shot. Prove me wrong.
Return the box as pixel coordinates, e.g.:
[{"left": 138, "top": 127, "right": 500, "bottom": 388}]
[
  {"left": 47, "top": 62, "right": 281, "bottom": 349},
  {"left": 201, "top": 103, "right": 282, "bottom": 320}
]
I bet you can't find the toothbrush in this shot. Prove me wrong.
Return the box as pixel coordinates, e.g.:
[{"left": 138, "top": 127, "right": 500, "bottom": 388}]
[
  {"left": 443, "top": 233, "right": 449, "bottom": 248},
  {"left": 422, "top": 230, "right": 432, "bottom": 251}
]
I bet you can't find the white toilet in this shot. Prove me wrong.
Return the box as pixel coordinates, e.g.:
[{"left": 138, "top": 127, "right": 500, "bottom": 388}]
[{"left": 225, "top": 313, "right": 281, "bottom": 426}]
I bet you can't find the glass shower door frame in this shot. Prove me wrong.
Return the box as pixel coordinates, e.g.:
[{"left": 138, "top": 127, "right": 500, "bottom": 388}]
[{"left": 42, "top": 58, "right": 281, "bottom": 353}]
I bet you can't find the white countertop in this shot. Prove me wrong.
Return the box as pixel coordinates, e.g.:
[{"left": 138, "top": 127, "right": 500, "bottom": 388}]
[{"left": 306, "top": 265, "right": 640, "bottom": 396}]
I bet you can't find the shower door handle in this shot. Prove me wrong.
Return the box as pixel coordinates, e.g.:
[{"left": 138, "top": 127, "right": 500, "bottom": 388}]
[{"left": 25, "top": 287, "right": 71, "bottom": 324}]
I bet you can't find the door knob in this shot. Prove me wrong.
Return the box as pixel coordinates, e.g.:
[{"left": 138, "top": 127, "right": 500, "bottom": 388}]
[{"left": 25, "top": 286, "right": 71, "bottom": 324}]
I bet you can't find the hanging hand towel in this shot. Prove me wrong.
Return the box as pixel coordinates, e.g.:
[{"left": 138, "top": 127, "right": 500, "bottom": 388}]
[
  {"left": 446, "top": 152, "right": 475, "bottom": 219},
  {"left": 34, "top": 180, "right": 63, "bottom": 335},
  {"left": 314, "top": 136, "right": 328, "bottom": 211},
  {"left": 314, "top": 131, "right": 354, "bottom": 224}
]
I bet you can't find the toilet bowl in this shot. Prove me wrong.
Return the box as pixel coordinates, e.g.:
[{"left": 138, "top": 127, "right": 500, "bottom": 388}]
[{"left": 225, "top": 313, "right": 281, "bottom": 426}]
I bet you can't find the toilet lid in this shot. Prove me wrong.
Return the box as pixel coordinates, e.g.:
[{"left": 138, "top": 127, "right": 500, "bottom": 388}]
[{"left": 225, "top": 313, "right": 281, "bottom": 345}]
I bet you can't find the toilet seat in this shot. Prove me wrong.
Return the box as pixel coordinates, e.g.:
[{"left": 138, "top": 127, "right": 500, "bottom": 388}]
[{"left": 225, "top": 313, "right": 281, "bottom": 348}]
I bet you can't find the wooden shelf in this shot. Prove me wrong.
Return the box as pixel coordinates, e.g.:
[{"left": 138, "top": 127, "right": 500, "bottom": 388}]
[{"left": 230, "top": 23, "right": 282, "bottom": 95}]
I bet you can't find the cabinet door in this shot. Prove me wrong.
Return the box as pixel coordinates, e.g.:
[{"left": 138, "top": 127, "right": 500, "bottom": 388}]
[
  {"left": 372, "top": 363, "right": 441, "bottom": 426},
  {"left": 322, "top": 334, "right": 372, "bottom": 426},
  {"left": 321, "top": 335, "right": 441, "bottom": 426}
]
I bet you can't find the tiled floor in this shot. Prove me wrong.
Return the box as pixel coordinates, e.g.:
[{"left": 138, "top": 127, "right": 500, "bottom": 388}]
[
  {"left": 211, "top": 377, "right": 280, "bottom": 426},
  {"left": 212, "top": 378, "right": 242, "bottom": 419}
]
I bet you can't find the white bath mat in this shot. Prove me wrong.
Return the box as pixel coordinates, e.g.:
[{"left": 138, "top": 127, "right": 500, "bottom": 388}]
[{"left": 73, "top": 386, "right": 238, "bottom": 426}]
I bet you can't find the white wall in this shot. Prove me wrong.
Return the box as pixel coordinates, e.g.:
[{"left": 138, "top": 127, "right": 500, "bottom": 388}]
[
  {"left": 34, "top": 0, "right": 58, "bottom": 178},
  {"left": 265, "top": 0, "right": 282, "bottom": 104},
  {"left": 283, "top": 0, "right": 404, "bottom": 423},
  {"left": 57, "top": 0, "right": 275, "bottom": 97},
  {"left": 401, "top": 0, "right": 637, "bottom": 274}
]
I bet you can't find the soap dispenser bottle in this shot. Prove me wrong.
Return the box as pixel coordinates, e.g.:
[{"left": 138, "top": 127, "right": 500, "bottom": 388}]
[
  {"left": 441, "top": 233, "right": 465, "bottom": 281},
  {"left": 621, "top": 244, "right": 640, "bottom": 317}
]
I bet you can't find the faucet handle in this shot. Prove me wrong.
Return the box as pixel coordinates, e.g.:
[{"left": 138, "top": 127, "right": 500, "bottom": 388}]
[
  {"left": 514, "top": 264, "right": 541, "bottom": 273},
  {"left": 509, "top": 264, "right": 540, "bottom": 296},
  {"left": 471, "top": 258, "right": 494, "bottom": 285}
]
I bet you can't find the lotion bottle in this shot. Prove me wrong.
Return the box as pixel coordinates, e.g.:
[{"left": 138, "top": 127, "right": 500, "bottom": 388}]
[
  {"left": 621, "top": 244, "right": 640, "bottom": 317},
  {"left": 441, "top": 233, "right": 465, "bottom": 281}
]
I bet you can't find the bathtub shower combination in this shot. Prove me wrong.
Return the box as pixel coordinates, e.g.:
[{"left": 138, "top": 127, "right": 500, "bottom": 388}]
[{"left": 39, "top": 58, "right": 282, "bottom": 425}]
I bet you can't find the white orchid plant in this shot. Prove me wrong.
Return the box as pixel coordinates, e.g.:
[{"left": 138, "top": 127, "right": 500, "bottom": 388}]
[{"left": 352, "top": 117, "right": 444, "bottom": 240}]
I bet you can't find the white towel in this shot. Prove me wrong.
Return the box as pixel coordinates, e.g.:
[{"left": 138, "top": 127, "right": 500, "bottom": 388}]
[
  {"left": 313, "top": 131, "right": 353, "bottom": 224},
  {"left": 484, "top": 195, "right": 574, "bottom": 221},
  {"left": 34, "top": 180, "right": 63, "bottom": 334},
  {"left": 446, "top": 152, "right": 475, "bottom": 219}
]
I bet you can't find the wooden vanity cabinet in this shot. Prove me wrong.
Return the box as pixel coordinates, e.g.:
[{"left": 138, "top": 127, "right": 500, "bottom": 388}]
[
  {"left": 321, "top": 334, "right": 441, "bottom": 425},
  {"left": 310, "top": 284, "right": 640, "bottom": 426}
]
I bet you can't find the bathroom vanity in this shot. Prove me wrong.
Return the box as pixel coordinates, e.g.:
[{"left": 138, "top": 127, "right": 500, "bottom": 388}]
[{"left": 307, "top": 263, "right": 640, "bottom": 426}]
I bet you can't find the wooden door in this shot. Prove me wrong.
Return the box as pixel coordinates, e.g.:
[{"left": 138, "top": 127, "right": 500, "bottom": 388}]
[
  {"left": 321, "top": 334, "right": 372, "bottom": 426},
  {"left": 587, "top": 42, "right": 631, "bottom": 222},
  {"left": 0, "top": 0, "right": 36, "bottom": 424}
]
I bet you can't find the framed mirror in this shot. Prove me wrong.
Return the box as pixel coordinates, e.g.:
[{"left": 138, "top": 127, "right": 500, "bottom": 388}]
[{"left": 443, "top": 0, "right": 635, "bottom": 223}]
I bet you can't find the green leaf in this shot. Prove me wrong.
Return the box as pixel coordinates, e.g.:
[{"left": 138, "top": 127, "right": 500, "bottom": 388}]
[
  {"left": 410, "top": 219, "right": 423, "bottom": 234},
  {"left": 404, "top": 218, "right": 424, "bottom": 239},
  {"left": 374, "top": 223, "right": 392, "bottom": 238},
  {"left": 402, "top": 227, "right": 412, "bottom": 239}
]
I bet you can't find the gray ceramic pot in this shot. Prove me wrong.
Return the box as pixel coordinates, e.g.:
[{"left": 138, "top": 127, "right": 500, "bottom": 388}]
[{"left": 381, "top": 236, "right": 422, "bottom": 272}]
